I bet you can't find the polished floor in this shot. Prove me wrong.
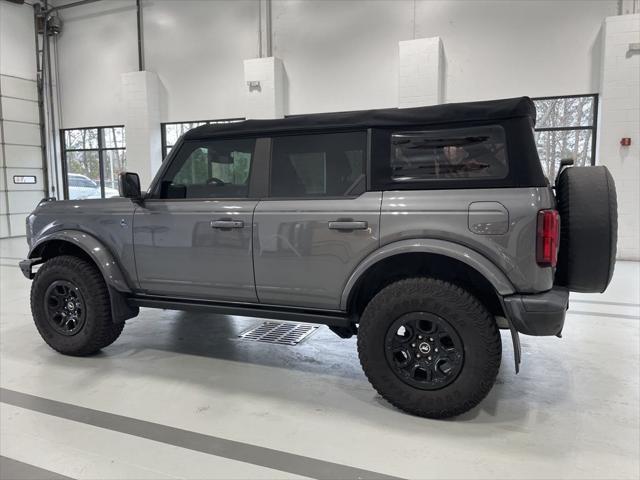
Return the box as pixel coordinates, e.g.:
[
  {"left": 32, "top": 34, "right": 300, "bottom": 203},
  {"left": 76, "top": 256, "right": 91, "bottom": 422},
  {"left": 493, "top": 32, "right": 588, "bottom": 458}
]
[{"left": 0, "top": 236, "right": 638, "bottom": 480}]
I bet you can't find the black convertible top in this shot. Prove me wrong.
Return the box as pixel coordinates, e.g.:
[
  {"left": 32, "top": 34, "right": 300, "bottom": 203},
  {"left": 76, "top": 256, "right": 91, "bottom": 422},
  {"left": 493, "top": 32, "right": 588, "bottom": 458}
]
[{"left": 185, "top": 96, "right": 536, "bottom": 140}]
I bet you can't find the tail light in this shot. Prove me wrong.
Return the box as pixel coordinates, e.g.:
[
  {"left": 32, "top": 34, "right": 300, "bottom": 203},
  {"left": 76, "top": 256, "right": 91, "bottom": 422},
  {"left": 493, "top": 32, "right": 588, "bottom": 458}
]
[{"left": 536, "top": 209, "right": 560, "bottom": 267}]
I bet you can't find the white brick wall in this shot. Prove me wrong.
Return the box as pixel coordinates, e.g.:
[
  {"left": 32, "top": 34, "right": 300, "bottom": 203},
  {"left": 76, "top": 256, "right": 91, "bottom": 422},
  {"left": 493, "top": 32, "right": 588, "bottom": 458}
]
[
  {"left": 243, "top": 57, "right": 285, "bottom": 119},
  {"left": 597, "top": 13, "right": 640, "bottom": 260},
  {"left": 398, "top": 37, "right": 444, "bottom": 108},
  {"left": 121, "top": 71, "right": 163, "bottom": 190}
]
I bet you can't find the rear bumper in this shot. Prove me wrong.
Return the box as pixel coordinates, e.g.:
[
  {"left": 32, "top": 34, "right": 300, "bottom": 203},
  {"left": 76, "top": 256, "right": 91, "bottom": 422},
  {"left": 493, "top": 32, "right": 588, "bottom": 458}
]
[{"left": 503, "top": 286, "right": 569, "bottom": 336}]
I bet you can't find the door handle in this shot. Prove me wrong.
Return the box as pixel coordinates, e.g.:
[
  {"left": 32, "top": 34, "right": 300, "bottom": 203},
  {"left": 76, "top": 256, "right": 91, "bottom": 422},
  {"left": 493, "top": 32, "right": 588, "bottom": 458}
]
[
  {"left": 328, "top": 220, "right": 368, "bottom": 231},
  {"left": 211, "top": 219, "right": 244, "bottom": 229}
]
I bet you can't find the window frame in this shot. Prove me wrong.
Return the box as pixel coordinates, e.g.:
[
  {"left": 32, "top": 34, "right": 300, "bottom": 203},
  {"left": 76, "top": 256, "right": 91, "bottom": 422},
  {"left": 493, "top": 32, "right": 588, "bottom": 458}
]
[
  {"left": 264, "top": 128, "right": 370, "bottom": 201},
  {"left": 532, "top": 93, "right": 599, "bottom": 169},
  {"left": 60, "top": 125, "right": 126, "bottom": 200},
  {"left": 161, "top": 118, "right": 244, "bottom": 160}
]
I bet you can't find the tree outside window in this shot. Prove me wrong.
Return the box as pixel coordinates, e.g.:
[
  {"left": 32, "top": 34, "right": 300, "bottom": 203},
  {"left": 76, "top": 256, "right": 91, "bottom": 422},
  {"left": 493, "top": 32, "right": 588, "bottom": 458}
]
[
  {"left": 161, "top": 118, "right": 244, "bottom": 159},
  {"left": 533, "top": 95, "right": 597, "bottom": 181},
  {"left": 61, "top": 126, "right": 126, "bottom": 199}
]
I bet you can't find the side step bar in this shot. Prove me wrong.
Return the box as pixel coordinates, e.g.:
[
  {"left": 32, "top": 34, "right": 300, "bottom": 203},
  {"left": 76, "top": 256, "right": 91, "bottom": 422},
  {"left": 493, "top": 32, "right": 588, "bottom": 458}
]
[{"left": 129, "top": 296, "right": 355, "bottom": 328}]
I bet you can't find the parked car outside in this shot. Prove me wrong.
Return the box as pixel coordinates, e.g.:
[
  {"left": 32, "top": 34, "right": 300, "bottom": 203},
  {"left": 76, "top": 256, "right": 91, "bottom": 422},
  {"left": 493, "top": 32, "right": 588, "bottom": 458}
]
[{"left": 67, "top": 173, "right": 119, "bottom": 199}]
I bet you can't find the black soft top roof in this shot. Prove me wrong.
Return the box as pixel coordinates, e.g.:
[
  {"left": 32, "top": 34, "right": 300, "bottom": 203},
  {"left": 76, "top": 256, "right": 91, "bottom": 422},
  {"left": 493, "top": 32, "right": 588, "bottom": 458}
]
[{"left": 185, "top": 96, "right": 536, "bottom": 140}]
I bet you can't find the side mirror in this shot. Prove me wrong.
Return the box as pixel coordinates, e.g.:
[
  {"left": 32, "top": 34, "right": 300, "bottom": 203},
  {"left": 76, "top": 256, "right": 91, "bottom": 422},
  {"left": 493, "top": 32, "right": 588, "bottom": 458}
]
[{"left": 119, "top": 172, "right": 142, "bottom": 201}]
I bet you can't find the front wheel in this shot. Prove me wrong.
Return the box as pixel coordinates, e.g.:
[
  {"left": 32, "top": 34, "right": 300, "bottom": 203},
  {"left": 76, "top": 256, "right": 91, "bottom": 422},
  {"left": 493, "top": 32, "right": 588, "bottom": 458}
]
[
  {"left": 357, "top": 277, "right": 501, "bottom": 418},
  {"left": 31, "top": 255, "right": 125, "bottom": 356}
]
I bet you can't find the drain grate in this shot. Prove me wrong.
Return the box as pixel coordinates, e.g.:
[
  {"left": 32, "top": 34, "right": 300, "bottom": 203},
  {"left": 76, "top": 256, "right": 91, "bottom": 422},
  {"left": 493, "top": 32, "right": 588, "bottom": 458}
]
[{"left": 238, "top": 321, "right": 319, "bottom": 346}]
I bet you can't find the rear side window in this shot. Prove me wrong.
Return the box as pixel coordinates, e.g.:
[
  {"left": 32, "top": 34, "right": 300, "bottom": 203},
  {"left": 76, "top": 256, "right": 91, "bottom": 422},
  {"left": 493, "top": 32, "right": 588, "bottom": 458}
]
[
  {"left": 270, "top": 131, "right": 366, "bottom": 197},
  {"left": 389, "top": 125, "right": 508, "bottom": 182}
]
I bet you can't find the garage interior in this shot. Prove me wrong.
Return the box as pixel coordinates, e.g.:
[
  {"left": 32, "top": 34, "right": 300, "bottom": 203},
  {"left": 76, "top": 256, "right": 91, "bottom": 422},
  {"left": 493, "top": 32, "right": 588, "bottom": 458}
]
[{"left": 1, "top": 0, "right": 639, "bottom": 479}]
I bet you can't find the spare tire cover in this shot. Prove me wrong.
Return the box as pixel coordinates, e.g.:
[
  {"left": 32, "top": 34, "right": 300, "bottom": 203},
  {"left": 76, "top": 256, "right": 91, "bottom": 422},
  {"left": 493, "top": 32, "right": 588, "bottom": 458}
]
[{"left": 555, "top": 166, "right": 617, "bottom": 293}]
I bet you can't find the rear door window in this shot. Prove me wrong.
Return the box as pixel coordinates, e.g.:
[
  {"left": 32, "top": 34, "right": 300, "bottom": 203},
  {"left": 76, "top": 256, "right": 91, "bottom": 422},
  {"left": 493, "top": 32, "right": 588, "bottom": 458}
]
[{"left": 270, "top": 131, "right": 367, "bottom": 197}]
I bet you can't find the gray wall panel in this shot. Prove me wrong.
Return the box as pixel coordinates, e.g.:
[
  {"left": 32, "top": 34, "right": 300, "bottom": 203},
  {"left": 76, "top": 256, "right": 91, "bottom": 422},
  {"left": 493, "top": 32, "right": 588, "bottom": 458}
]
[
  {"left": 9, "top": 213, "right": 27, "bottom": 236},
  {"left": 3, "top": 145, "right": 43, "bottom": 169},
  {"left": 1, "top": 97, "right": 39, "bottom": 124},
  {"left": 0, "top": 75, "right": 38, "bottom": 101},
  {"left": 2, "top": 121, "right": 41, "bottom": 146},
  {"left": 0, "top": 215, "right": 9, "bottom": 238},
  {"left": 8, "top": 190, "right": 43, "bottom": 214}
]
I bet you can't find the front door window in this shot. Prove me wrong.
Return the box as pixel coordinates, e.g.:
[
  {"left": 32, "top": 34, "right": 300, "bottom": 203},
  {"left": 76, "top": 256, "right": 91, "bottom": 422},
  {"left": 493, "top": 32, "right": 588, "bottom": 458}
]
[{"left": 158, "top": 139, "right": 255, "bottom": 199}]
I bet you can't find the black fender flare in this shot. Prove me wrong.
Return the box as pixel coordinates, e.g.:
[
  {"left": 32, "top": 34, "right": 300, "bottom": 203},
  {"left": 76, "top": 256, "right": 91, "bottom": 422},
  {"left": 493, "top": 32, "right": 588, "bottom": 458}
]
[
  {"left": 28, "top": 230, "right": 138, "bottom": 323},
  {"left": 341, "top": 239, "right": 522, "bottom": 372}
]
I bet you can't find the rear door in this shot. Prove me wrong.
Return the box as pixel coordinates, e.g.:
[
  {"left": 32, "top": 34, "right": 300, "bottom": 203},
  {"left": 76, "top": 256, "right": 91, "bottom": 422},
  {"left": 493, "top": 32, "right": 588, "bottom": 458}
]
[
  {"left": 133, "top": 137, "right": 259, "bottom": 301},
  {"left": 253, "top": 131, "right": 381, "bottom": 310}
]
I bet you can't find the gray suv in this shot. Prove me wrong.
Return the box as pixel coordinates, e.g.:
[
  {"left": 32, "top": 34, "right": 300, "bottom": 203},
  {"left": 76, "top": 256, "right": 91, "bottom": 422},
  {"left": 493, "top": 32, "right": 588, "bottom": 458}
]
[{"left": 20, "top": 97, "right": 617, "bottom": 418}]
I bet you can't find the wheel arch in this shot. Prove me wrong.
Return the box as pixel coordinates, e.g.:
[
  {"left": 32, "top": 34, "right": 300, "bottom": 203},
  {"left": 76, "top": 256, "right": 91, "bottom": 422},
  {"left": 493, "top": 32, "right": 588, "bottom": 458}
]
[
  {"left": 342, "top": 239, "right": 515, "bottom": 317},
  {"left": 29, "top": 231, "right": 138, "bottom": 323},
  {"left": 29, "top": 230, "right": 132, "bottom": 293}
]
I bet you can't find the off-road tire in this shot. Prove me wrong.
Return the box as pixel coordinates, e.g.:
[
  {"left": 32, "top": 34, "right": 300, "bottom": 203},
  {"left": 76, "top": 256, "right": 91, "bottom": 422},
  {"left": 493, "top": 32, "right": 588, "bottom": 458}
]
[
  {"left": 31, "top": 255, "right": 124, "bottom": 356},
  {"left": 357, "top": 277, "right": 501, "bottom": 419},
  {"left": 555, "top": 165, "right": 617, "bottom": 293}
]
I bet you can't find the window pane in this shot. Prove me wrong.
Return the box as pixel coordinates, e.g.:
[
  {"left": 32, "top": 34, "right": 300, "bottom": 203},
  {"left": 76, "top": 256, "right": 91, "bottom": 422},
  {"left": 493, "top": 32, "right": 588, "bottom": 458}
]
[
  {"left": 534, "top": 97, "right": 594, "bottom": 129},
  {"left": 172, "top": 147, "right": 209, "bottom": 186},
  {"left": 102, "top": 126, "right": 125, "bottom": 149},
  {"left": 162, "top": 120, "right": 244, "bottom": 159},
  {"left": 64, "top": 128, "right": 98, "bottom": 150},
  {"left": 390, "top": 126, "right": 508, "bottom": 181},
  {"left": 271, "top": 132, "right": 366, "bottom": 197},
  {"left": 164, "top": 122, "right": 207, "bottom": 147},
  {"left": 65, "top": 151, "right": 101, "bottom": 199},
  {"left": 103, "top": 149, "right": 126, "bottom": 196},
  {"left": 535, "top": 129, "right": 592, "bottom": 180},
  {"left": 160, "top": 139, "right": 255, "bottom": 199}
]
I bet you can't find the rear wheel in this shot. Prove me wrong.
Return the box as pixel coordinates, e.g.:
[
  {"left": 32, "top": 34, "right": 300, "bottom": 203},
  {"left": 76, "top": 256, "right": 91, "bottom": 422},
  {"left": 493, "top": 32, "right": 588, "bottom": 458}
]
[
  {"left": 357, "top": 277, "right": 501, "bottom": 418},
  {"left": 31, "top": 255, "right": 125, "bottom": 356}
]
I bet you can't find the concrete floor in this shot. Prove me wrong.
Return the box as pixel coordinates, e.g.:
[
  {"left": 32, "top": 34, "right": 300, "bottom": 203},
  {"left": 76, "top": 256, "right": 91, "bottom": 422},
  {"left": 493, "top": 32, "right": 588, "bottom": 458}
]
[{"left": 0, "top": 236, "right": 638, "bottom": 480}]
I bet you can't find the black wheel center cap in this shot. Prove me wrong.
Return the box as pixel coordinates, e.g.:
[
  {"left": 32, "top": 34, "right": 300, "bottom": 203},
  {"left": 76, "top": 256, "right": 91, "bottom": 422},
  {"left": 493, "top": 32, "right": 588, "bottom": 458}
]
[{"left": 418, "top": 342, "right": 431, "bottom": 354}]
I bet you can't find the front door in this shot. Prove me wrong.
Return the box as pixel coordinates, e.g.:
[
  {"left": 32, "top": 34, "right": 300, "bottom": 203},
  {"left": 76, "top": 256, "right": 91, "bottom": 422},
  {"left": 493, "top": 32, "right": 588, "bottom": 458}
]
[
  {"left": 133, "top": 137, "right": 258, "bottom": 302},
  {"left": 253, "top": 131, "right": 381, "bottom": 310}
]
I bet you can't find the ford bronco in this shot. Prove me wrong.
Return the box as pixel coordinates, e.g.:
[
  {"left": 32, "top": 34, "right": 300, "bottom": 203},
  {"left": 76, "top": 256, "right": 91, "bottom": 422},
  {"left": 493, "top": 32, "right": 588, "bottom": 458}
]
[{"left": 20, "top": 97, "right": 618, "bottom": 418}]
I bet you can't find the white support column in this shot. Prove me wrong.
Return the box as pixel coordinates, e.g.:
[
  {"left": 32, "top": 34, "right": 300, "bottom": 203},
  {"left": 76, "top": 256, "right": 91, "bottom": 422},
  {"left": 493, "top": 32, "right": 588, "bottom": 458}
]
[
  {"left": 597, "top": 13, "right": 640, "bottom": 260},
  {"left": 243, "top": 57, "right": 285, "bottom": 119},
  {"left": 121, "top": 71, "right": 163, "bottom": 190},
  {"left": 398, "top": 37, "right": 444, "bottom": 108}
]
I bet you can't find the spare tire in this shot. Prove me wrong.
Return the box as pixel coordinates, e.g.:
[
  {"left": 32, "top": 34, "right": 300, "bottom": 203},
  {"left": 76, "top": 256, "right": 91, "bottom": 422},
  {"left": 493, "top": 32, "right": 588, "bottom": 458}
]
[{"left": 555, "top": 166, "right": 617, "bottom": 293}]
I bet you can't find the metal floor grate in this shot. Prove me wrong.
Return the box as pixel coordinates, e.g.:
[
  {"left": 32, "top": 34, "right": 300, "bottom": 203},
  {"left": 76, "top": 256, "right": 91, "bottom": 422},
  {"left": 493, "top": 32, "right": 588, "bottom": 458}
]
[{"left": 238, "top": 321, "right": 319, "bottom": 346}]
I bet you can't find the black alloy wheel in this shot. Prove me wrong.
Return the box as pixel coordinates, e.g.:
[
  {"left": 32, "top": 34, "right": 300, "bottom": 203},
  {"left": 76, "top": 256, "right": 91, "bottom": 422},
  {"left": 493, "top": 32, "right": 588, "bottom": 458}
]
[
  {"left": 385, "top": 312, "right": 464, "bottom": 390},
  {"left": 44, "top": 280, "right": 87, "bottom": 336}
]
